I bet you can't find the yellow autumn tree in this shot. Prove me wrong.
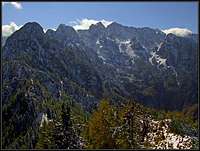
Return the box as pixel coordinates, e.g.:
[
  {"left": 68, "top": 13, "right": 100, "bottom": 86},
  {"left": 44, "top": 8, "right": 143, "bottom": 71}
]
[{"left": 86, "top": 99, "right": 116, "bottom": 149}]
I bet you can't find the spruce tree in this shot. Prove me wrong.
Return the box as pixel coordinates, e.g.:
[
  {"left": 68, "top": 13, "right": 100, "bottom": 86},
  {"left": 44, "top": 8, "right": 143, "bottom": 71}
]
[{"left": 54, "top": 103, "right": 80, "bottom": 149}]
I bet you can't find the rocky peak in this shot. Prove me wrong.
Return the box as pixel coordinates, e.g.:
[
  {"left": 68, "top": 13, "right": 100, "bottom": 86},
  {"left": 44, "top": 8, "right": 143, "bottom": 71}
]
[
  {"left": 107, "top": 22, "right": 124, "bottom": 29},
  {"left": 3, "top": 22, "right": 45, "bottom": 60},
  {"left": 22, "top": 22, "right": 44, "bottom": 32},
  {"left": 106, "top": 22, "right": 135, "bottom": 40},
  {"left": 57, "top": 24, "right": 74, "bottom": 32},
  {"left": 96, "top": 22, "right": 105, "bottom": 27},
  {"left": 88, "top": 22, "right": 106, "bottom": 35},
  {"left": 51, "top": 24, "right": 79, "bottom": 44},
  {"left": 90, "top": 22, "right": 105, "bottom": 30},
  {"left": 45, "top": 29, "right": 56, "bottom": 36},
  {"left": 18, "top": 22, "right": 44, "bottom": 39},
  {"left": 6, "top": 22, "right": 44, "bottom": 42},
  {"left": 56, "top": 24, "right": 77, "bottom": 36},
  {"left": 44, "top": 29, "right": 57, "bottom": 42}
]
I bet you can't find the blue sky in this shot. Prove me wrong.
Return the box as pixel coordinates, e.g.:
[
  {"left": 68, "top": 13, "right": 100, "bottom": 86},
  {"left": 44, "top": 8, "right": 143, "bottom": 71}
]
[{"left": 2, "top": 2, "right": 198, "bottom": 34}]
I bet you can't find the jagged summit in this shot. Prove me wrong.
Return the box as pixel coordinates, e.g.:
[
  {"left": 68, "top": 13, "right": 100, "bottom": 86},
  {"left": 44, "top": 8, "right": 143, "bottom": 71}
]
[
  {"left": 20, "top": 22, "right": 44, "bottom": 34},
  {"left": 56, "top": 24, "right": 77, "bottom": 34},
  {"left": 107, "top": 21, "right": 123, "bottom": 28},
  {"left": 45, "top": 29, "right": 55, "bottom": 35},
  {"left": 94, "top": 22, "right": 105, "bottom": 28},
  {"left": 89, "top": 22, "right": 106, "bottom": 32},
  {"left": 44, "top": 23, "right": 79, "bottom": 43},
  {"left": 108, "top": 22, "right": 122, "bottom": 26},
  {"left": 6, "top": 21, "right": 45, "bottom": 43}
]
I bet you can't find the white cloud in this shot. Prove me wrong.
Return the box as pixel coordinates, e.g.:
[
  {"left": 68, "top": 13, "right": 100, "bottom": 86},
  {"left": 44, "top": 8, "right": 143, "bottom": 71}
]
[
  {"left": 2, "top": 22, "right": 22, "bottom": 37},
  {"left": 70, "top": 18, "right": 113, "bottom": 30},
  {"left": 2, "top": 2, "right": 22, "bottom": 9},
  {"left": 162, "top": 28, "right": 192, "bottom": 37}
]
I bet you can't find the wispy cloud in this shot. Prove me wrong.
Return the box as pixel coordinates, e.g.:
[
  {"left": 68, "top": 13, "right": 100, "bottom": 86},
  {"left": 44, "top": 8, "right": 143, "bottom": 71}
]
[
  {"left": 69, "top": 18, "right": 113, "bottom": 30},
  {"left": 2, "top": 22, "right": 22, "bottom": 37},
  {"left": 2, "top": 2, "right": 22, "bottom": 10},
  {"left": 162, "top": 27, "right": 192, "bottom": 37}
]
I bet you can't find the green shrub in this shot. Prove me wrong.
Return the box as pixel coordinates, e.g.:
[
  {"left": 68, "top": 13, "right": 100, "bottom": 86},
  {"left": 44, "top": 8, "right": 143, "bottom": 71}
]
[{"left": 169, "top": 119, "right": 185, "bottom": 136}]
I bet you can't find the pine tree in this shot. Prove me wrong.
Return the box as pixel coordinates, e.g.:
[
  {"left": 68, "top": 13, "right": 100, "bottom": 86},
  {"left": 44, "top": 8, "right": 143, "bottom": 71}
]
[
  {"left": 35, "top": 120, "right": 55, "bottom": 149},
  {"left": 54, "top": 103, "right": 80, "bottom": 149}
]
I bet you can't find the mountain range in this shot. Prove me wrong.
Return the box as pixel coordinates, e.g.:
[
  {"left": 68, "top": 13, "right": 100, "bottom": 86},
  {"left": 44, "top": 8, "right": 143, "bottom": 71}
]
[
  {"left": 2, "top": 21, "right": 198, "bottom": 148},
  {"left": 2, "top": 21, "right": 198, "bottom": 111}
]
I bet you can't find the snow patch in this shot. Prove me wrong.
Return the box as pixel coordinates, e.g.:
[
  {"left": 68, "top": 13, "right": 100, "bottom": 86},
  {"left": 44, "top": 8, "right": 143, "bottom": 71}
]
[
  {"left": 106, "top": 37, "right": 115, "bottom": 41},
  {"left": 40, "top": 113, "right": 48, "bottom": 127},
  {"left": 30, "top": 79, "right": 34, "bottom": 85},
  {"left": 170, "top": 66, "right": 180, "bottom": 86},
  {"left": 149, "top": 44, "right": 167, "bottom": 68},
  {"left": 96, "top": 39, "right": 100, "bottom": 45},
  {"left": 157, "top": 58, "right": 167, "bottom": 66},
  {"left": 60, "top": 80, "right": 63, "bottom": 85},
  {"left": 145, "top": 118, "right": 193, "bottom": 149},
  {"left": 98, "top": 55, "right": 106, "bottom": 61},
  {"left": 117, "top": 39, "right": 136, "bottom": 58}
]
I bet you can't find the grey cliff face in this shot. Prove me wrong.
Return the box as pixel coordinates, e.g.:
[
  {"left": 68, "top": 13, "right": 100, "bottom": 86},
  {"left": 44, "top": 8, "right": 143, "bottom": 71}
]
[{"left": 2, "top": 21, "right": 198, "bottom": 112}]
